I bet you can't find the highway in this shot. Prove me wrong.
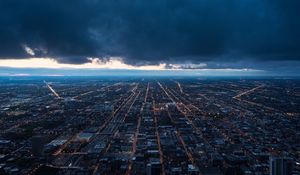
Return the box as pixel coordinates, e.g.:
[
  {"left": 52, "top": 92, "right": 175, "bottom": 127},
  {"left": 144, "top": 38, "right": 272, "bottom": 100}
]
[
  {"left": 44, "top": 81, "right": 62, "bottom": 99},
  {"left": 158, "top": 82, "right": 196, "bottom": 165},
  {"left": 233, "top": 84, "right": 265, "bottom": 99}
]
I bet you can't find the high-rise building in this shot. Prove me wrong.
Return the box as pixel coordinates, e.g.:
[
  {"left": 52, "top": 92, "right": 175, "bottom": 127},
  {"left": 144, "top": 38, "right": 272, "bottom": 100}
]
[
  {"left": 146, "top": 160, "right": 161, "bottom": 175},
  {"left": 31, "top": 136, "right": 44, "bottom": 157},
  {"left": 269, "top": 156, "right": 294, "bottom": 175}
]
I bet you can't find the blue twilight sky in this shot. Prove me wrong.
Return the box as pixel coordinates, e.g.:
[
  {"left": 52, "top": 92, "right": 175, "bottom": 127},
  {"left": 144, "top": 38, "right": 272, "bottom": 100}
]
[{"left": 0, "top": 0, "right": 299, "bottom": 76}]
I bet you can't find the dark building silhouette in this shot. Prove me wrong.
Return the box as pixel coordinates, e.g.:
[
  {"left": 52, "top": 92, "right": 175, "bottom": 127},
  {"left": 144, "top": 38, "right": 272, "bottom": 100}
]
[
  {"left": 269, "top": 156, "right": 294, "bottom": 175},
  {"left": 31, "top": 136, "right": 44, "bottom": 157}
]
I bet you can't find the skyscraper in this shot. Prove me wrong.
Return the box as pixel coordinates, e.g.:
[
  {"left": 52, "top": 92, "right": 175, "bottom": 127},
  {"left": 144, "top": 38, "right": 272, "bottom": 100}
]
[
  {"left": 270, "top": 156, "right": 294, "bottom": 175},
  {"left": 31, "top": 136, "right": 44, "bottom": 157}
]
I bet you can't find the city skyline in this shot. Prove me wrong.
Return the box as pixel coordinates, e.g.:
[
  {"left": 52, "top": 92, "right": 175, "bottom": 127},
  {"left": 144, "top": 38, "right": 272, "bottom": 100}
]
[{"left": 0, "top": 77, "right": 299, "bottom": 174}]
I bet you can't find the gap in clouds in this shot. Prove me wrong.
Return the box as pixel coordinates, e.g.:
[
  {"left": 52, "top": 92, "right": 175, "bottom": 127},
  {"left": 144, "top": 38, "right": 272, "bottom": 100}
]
[{"left": 0, "top": 57, "right": 263, "bottom": 73}]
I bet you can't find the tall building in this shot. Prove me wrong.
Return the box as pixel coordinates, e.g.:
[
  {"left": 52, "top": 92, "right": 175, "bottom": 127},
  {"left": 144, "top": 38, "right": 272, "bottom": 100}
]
[
  {"left": 31, "top": 136, "right": 44, "bottom": 157},
  {"left": 146, "top": 160, "right": 161, "bottom": 175},
  {"left": 269, "top": 156, "right": 293, "bottom": 175}
]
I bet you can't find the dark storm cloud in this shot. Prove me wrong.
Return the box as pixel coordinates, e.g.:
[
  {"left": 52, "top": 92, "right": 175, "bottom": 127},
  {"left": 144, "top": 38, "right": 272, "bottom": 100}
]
[{"left": 0, "top": 0, "right": 300, "bottom": 65}]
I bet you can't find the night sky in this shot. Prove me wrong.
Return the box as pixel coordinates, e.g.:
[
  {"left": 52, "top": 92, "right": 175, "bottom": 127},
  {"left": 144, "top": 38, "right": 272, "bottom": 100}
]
[{"left": 0, "top": 0, "right": 300, "bottom": 75}]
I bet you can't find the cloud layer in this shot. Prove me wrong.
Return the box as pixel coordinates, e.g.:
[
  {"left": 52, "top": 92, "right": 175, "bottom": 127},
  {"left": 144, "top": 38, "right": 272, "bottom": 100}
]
[{"left": 0, "top": 0, "right": 300, "bottom": 71}]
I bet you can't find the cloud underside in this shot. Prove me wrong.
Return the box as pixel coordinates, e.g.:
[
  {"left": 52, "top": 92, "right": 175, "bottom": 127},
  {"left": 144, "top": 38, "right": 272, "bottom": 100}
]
[{"left": 0, "top": 0, "right": 300, "bottom": 72}]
